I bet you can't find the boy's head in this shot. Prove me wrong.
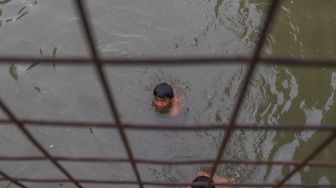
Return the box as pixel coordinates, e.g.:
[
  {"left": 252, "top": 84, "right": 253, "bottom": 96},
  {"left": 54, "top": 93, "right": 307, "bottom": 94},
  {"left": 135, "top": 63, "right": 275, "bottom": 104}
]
[
  {"left": 153, "top": 83, "right": 174, "bottom": 111},
  {"left": 191, "top": 176, "right": 216, "bottom": 188}
]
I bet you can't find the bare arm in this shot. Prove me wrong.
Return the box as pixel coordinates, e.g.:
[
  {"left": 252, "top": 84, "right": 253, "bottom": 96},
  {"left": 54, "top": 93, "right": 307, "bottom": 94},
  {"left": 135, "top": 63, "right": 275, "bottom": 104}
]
[{"left": 170, "top": 93, "right": 183, "bottom": 117}]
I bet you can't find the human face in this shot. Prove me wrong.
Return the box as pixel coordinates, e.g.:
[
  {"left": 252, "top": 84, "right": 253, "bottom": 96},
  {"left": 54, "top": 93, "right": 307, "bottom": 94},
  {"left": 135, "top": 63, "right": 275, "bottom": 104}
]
[{"left": 153, "top": 96, "right": 172, "bottom": 111}]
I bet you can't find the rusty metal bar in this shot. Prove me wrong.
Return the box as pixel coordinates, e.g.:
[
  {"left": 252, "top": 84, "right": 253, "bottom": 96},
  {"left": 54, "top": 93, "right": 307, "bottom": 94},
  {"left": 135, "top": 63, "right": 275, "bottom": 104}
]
[
  {"left": 0, "top": 100, "right": 83, "bottom": 188},
  {"left": 123, "top": 124, "right": 336, "bottom": 132},
  {"left": 0, "top": 56, "right": 245, "bottom": 65},
  {"left": 1, "top": 56, "right": 336, "bottom": 67},
  {"left": 1, "top": 119, "right": 335, "bottom": 132},
  {"left": 210, "top": 0, "right": 281, "bottom": 178},
  {"left": 261, "top": 56, "right": 336, "bottom": 67},
  {"left": 0, "top": 178, "right": 334, "bottom": 188},
  {"left": 72, "top": 0, "right": 143, "bottom": 187},
  {"left": 0, "top": 170, "right": 27, "bottom": 188},
  {"left": 274, "top": 131, "right": 336, "bottom": 188},
  {"left": 1, "top": 155, "right": 336, "bottom": 168}
]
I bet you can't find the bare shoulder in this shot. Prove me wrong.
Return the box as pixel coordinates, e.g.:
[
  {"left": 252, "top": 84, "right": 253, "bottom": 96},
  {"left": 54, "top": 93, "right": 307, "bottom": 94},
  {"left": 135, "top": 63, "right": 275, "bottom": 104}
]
[{"left": 170, "top": 90, "right": 185, "bottom": 117}]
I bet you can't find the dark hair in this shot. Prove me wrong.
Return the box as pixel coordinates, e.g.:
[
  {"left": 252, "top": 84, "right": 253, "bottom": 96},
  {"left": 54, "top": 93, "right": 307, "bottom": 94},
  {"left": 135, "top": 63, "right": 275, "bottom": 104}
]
[
  {"left": 153, "top": 83, "right": 174, "bottom": 99},
  {"left": 191, "top": 176, "right": 215, "bottom": 188}
]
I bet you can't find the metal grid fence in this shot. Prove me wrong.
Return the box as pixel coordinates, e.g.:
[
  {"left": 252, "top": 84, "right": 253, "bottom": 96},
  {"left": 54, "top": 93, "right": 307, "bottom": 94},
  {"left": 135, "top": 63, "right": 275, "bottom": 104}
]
[{"left": 0, "top": 0, "right": 336, "bottom": 187}]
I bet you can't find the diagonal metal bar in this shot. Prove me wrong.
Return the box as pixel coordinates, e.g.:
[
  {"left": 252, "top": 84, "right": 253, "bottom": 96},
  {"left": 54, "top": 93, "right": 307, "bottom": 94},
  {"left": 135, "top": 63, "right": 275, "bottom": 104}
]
[
  {"left": 210, "top": 0, "right": 281, "bottom": 178},
  {"left": 0, "top": 100, "right": 82, "bottom": 188},
  {"left": 72, "top": 0, "right": 143, "bottom": 187},
  {"left": 0, "top": 170, "right": 27, "bottom": 188},
  {"left": 274, "top": 131, "right": 336, "bottom": 188}
]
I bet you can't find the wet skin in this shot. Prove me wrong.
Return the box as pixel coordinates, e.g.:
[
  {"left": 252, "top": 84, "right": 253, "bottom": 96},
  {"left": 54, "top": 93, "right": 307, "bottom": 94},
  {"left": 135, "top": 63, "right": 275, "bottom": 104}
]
[{"left": 153, "top": 96, "right": 172, "bottom": 111}]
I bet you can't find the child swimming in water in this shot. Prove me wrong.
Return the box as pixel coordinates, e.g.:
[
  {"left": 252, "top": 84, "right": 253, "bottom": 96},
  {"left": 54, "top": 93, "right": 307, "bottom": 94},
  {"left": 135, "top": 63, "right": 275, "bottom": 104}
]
[{"left": 153, "top": 83, "right": 183, "bottom": 116}]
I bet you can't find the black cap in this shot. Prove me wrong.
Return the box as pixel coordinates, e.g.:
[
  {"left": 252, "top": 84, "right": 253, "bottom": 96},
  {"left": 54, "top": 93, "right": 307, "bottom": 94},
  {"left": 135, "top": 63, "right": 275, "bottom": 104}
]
[{"left": 153, "top": 83, "right": 174, "bottom": 99}]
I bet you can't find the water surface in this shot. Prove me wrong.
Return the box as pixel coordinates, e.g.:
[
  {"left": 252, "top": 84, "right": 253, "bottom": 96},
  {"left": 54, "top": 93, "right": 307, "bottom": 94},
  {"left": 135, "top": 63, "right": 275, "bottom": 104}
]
[{"left": 0, "top": 0, "right": 335, "bottom": 187}]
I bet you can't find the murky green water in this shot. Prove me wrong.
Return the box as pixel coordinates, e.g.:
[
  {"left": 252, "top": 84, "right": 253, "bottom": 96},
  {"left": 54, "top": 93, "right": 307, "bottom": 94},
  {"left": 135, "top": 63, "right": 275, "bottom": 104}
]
[{"left": 0, "top": 0, "right": 335, "bottom": 187}]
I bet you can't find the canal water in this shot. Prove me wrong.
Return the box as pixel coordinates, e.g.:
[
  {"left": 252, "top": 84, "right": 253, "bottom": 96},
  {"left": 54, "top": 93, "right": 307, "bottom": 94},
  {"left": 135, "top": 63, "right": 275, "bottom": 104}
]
[{"left": 0, "top": 0, "right": 335, "bottom": 187}]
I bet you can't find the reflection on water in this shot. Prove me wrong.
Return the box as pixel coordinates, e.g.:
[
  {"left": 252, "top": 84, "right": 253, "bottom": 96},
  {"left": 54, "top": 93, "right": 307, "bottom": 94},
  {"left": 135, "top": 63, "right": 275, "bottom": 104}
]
[{"left": 0, "top": 0, "right": 336, "bottom": 187}]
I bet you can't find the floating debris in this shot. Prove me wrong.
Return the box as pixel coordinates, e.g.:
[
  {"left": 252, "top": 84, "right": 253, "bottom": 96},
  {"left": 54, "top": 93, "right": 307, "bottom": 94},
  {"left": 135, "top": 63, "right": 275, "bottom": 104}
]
[
  {"left": 16, "top": 10, "right": 29, "bottom": 20},
  {"left": 52, "top": 46, "right": 58, "bottom": 68},
  {"left": 9, "top": 63, "right": 18, "bottom": 81},
  {"left": 17, "top": 6, "right": 26, "bottom": 15},
  {"left": 5, "top": 18, "right": 13, "bottom": 22},
  {"left": 26, "top": 49, "right": 42, "bottom": 71},
  {"left": 0, "top": 0, "right": 12, "bottom": 5},
  {"left": 26, "top": 62, "right": 39, "bottom": 71},
  {"left": 34, "top": 86, "right": 41, "bottom": 92},
  {"left": 52, "top": 46, "right": 57, "bottom": 57}
]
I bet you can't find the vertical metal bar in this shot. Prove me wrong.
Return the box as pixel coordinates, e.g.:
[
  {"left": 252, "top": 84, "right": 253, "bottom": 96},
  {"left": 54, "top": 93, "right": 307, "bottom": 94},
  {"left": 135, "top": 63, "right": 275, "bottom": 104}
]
[
  {"left": 72, "top": 0, "right": 143, "bottom": 188},
  {"left": 273, "top": 132, "right": 336, "bottom": 188},
  {"left": 210, "top": 0, "right": 281, "bottom": 177},
  {"left": 0, "top": 100, "right": 83, "bottom": 188},
  {"left": 0, "top": 170, "right": 27, "bottom": 188}
]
